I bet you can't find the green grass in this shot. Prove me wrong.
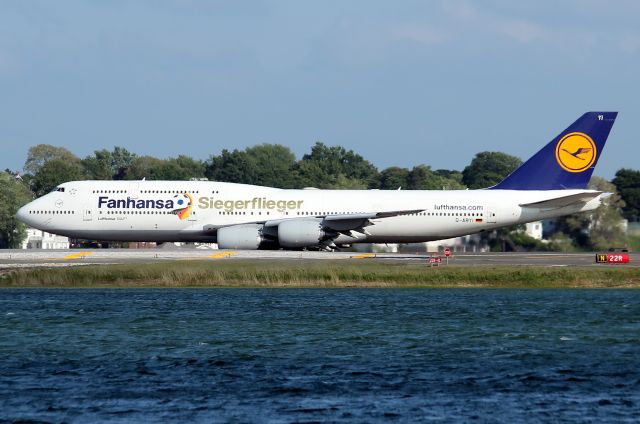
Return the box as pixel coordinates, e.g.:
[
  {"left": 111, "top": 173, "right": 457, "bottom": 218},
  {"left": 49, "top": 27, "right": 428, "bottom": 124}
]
[
  {"left": 1, "top": 260, "right": 639, "bottom": 288},
  {"left": 627, "top": 235, "right": 640, "bottom": 252}
]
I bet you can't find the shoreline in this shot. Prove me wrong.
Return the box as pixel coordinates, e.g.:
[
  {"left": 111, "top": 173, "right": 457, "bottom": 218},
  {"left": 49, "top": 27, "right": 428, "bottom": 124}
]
[{"left": 1, "top": 260, "right": 639, "bottom": 289}]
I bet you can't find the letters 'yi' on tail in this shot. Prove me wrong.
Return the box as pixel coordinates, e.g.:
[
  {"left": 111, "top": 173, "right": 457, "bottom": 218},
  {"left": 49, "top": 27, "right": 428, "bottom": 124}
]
[{"left": 491, "top": 112, "right": 617, "bottom": 190}]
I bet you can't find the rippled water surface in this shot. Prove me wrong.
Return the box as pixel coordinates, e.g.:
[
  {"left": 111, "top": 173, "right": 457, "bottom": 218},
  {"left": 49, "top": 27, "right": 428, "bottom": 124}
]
[{"left": 1, "top": 289, "right": 640, "bottom": 422}]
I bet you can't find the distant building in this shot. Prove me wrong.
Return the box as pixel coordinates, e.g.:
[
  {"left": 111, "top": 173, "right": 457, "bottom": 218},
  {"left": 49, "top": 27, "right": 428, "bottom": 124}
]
[
  {"left": 524, "top": 221, "right": 543, "bottom": 240},
  {"left": 620, "top": 219, "right": 629, "bottom": 234},
  {"left": 356, "top": 234, "right": 490, "bottom": 254},
  {"left": 628, "top": 222, "right": 640, "bottom": 236},
  {"left": 128, "top": 242, "right": 157, "bottom": 249},
  {"left": 21, "top": 228, "right": 70, "bottom": 249}
]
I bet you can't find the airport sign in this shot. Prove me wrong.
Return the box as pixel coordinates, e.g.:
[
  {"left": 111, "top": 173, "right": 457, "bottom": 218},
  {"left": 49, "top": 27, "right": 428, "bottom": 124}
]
[{"left": 595, "top": 253, "right": 629, "bottom": 264}]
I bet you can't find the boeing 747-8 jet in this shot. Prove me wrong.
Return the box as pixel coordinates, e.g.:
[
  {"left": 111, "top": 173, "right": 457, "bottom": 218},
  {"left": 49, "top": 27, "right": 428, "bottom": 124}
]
[{"left": 17, "top": 112, "right": 617, "bottom": 250}]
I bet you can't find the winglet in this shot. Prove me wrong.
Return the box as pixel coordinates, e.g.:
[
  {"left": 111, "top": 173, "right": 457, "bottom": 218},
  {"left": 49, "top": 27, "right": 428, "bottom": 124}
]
[{"left": 491, "top": 112, "right": 617, "bottom": 190}]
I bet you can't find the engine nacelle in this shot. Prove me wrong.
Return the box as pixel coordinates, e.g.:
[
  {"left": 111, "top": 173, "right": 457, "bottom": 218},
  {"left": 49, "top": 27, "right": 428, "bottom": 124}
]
[
  {"left": 278, "top": 219, "right": 326, "bottom": 248},
  {"left": 217, "top": 224, "right": 264, "bottom": 250}
]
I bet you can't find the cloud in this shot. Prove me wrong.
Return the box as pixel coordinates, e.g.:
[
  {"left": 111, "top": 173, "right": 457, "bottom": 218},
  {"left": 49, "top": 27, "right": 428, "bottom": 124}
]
[
  {"left": 391, "top": 24, "right": 448, "bottom": 45},
  {"left": 439, "top": 0, "right": 640, "bottom": 52},
  {"left": 0, "top": 49, "right": 19, "bottom": 74},
  {"left": 444, "top": 1, "right": 550, "bottom": 44},
  {"left": 391, "top": 2, "right": 550, "bottom": 47},
  {"left": 495, "top": 19, "right": 549, "bottom": 43},
  {"left": 441, "top": 0, "right": 477, "bottom": 21},
  {"left": 619, "top": 32, "right": 640, "bottom": 53}
]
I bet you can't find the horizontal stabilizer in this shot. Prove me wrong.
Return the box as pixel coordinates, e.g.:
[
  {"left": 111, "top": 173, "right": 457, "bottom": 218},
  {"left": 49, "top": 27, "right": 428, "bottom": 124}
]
[{"left": 519, "top": 192, "right": 602, "bottom": 209}]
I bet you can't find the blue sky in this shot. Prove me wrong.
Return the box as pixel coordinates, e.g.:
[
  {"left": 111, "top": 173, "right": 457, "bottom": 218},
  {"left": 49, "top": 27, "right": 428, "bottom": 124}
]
[{"left": 1, "top": 0, "right": 639, "bottom": 179}]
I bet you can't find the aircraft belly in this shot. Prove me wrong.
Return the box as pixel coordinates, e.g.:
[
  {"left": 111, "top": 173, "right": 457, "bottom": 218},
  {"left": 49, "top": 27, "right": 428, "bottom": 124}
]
[
  {"left": 364, "top": 217, "right": 480, "bottom": 243},
  {"left": 49, "top": 229, "right": 213, "bottom": 243}
]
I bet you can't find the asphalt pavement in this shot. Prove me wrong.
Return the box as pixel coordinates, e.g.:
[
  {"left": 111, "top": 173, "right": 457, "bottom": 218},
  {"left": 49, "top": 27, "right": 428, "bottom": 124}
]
[{"left": 0, "top": 249, "right": 637, "bottom": 269}]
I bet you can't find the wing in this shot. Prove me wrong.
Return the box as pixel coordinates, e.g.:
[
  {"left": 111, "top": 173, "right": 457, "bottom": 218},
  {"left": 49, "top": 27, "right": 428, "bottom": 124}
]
[
  {"left": 519, "top": 191, "right": 602, "bottom": 209},
  {"left": 576, "top": 147, "right": 592, "bottom": 155},
  {"left": 264, "top": 209, "right": 425, "bottom": 234},
  {"left": 202, "top": 208, "right": 425, "bottom": 235}
]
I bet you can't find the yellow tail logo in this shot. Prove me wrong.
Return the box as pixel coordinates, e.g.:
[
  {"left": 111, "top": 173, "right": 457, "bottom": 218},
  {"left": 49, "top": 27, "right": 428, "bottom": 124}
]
[{"left": 555, "top": 132, "right": 596, "bottom": 173}]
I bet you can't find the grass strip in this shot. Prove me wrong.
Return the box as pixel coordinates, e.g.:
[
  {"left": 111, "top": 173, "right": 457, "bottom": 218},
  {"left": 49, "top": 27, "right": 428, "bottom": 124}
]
[{"left": 1, "top": 260, "right": 639, "bottom": 288}]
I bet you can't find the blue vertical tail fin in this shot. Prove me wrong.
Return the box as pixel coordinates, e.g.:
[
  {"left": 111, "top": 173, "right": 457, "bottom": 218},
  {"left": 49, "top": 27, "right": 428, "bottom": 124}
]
[{"left": 490, "top": 112, "right": 617, "bottom": 190}]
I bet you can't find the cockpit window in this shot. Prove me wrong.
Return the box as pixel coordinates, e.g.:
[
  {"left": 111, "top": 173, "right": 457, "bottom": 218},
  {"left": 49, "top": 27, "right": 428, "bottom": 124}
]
[{"left": 52, "top": 187, "right": 65, "bottom": 193}]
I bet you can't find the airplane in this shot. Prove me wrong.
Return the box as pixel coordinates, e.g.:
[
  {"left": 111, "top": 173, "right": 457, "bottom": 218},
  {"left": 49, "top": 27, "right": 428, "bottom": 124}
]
[{"left": 16, "top": 112, "right": 617, "bottom": 250}]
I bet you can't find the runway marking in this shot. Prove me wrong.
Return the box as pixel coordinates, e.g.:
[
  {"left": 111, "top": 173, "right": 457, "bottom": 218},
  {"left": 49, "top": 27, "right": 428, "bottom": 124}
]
[
  {"left": 209, "top": 251, "right": 238, "bottom": 259},
  {"left": 351, "top": 253, "right": 377, "bottom": 259},
  {"left": 63, "top": 252, "right": 94, "bottom": 260}
]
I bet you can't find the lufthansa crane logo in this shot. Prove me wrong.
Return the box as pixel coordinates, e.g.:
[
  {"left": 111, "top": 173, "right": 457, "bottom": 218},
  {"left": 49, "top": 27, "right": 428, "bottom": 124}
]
[{"left": 555, "top": 132, "right": 597, "bottom": 173}]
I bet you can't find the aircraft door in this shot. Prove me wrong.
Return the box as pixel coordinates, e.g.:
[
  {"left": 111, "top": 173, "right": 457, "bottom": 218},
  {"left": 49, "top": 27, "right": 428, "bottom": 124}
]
[
  {"left": 188, "top": 208, "right": 198, "bottom": 222},
  {"left": 486, "top": 209, "right": 497, "bottom": 224},
  {"left": 128, "top": 182, "right": 140, "bottom": 199},
  {"left": 83, "top": 205, "right": 93, "bottom": 221}
]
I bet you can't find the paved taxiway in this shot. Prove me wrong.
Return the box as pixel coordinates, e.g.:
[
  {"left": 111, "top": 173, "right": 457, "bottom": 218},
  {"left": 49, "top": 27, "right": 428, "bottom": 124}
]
[{"left": 0, "top": 249, "right": 637, "bottom": 269}]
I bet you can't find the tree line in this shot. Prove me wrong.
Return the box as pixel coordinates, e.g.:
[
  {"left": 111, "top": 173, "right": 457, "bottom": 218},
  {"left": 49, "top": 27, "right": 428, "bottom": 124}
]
[
  {"left": 2, "top": 142, "right": 639, "bottom": 249},
  {"left": 15, "top": 144, "right": 538, "bottom": 196}
]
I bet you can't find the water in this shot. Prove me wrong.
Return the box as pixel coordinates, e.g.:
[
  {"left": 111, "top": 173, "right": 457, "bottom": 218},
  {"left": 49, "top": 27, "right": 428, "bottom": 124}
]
[{"left": 1, "top": 289, "right": 639, "bottom": 423}]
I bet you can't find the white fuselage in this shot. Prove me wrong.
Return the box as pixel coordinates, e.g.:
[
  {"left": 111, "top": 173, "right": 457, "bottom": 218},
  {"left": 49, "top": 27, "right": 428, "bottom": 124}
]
[{"left": 17, "top": 180, "right": 603, "bottom": 246}]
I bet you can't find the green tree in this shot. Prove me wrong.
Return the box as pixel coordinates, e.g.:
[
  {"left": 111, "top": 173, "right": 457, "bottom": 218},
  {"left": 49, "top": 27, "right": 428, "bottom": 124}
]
[
  {"left": 379, "top": 167, "right": 409, "bottom": 189},
  {"left": 297, "top": 142, "right": 379, "bottom": 188},
  {"left": 462, "top": 152, "right": 522, "bottom": 189},
  {"left": 547, "top": 232, "right": 574, "bottom": 252},
  {"left": 340, "top": 149, "right": 379, "bottom": 187},
  {"left": 111, "top": 147, "right": 137, "bottom": 179},
  {"left": 612, "top": 168, "right": 640, "bottom": 222},
  {"left": 82, "top": 147, "right": 137, "bottom": 180},
  {"left": 24, "top": 145, "right": 79, "bottom": 176},
  {"left": 0, "top": 172, "right": 33, "bottom": 248},
  {"left": 586, "top": 177, "right": 626, "bottom": 249},
  {"left": 328, "top": 174, "right": 371, "bottom": 189},
  {"left": 553, "top": 215, "right": 590, "bottom": 249},
  {"left": 206, "top": 145, "right": 300, "bottom": 187},
  {"left": 435, "top": 169, "right": 465, "bottom": 187},
  {"left": 205, "top": 149, "right": 256, "bottom": 184},
  {"left": 244, "top": 144, "right": 299, "bottom": 188},
  {"left": 121, "top": 155, "right": 204, "bottom": 181},
  {"left": 295, "top": 161, "right": 329, "bottom": 188},
  {"left": 149, "top": 155, "right": 205, "bottom": 180},
  {"left": 379, "top": 166, "right": 466, "bottom": 190},
  {"left": 554, "top": 177, "right": 626, "bottom": 250},
  {"left": 82, "top": 149, "right": 114, "bottom": 180},
  {"left": 124, "top": 156, "right": 165, "bottom": 180},
  {"left": 509, "top": 231, "right": 550, "bottom": 251},
  {"left": 31, "top": 159, "right": 86, "bottom": 197},
  {"left": 407, "top": 165, "right": 466, "bottom": 190}
]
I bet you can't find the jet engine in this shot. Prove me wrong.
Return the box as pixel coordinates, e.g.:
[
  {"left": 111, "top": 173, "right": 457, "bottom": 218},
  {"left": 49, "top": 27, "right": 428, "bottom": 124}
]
[
  {"left": 217, "top": 224, "right": 265, "bottom": 250},
  {"left": 278, "top": 218, "right": 329, "bottom": 248}
]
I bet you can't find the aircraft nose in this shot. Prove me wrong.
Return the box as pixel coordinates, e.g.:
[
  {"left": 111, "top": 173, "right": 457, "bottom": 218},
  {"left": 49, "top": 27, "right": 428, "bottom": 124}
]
[{"left": 16, "top": 204, "right": 32, "bottom": 226}]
